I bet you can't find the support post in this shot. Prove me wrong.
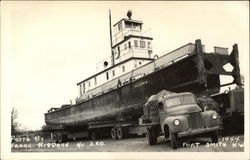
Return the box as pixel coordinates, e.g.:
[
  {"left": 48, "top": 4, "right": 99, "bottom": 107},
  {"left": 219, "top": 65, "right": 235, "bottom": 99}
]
[{"left": 195, "top": 39, "right": 207, "bottom": 87}]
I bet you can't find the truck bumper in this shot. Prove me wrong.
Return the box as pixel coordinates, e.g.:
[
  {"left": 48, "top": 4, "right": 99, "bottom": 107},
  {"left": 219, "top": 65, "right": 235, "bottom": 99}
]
[{"left": 178, "top": 126, "right": 220, "bottom": 138}]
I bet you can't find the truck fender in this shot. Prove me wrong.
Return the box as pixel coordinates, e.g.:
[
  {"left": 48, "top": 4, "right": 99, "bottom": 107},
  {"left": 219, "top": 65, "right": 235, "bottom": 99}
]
[
  {"left": 201, "top": 110, "right": 220, "bottom": 127},
  {"left": 163, "top": 116, "right": 189, "bottom": 134}
]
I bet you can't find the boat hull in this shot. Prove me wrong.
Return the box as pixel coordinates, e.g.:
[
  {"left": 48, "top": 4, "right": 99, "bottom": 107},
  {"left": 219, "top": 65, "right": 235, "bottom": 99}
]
[{"left": 45, "top": 43, "right": 240, "bottom": 127}]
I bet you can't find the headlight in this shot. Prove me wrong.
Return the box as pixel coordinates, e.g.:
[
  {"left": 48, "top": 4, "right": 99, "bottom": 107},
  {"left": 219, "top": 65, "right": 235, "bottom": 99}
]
[
  {"left": 212, "top": 113, "right": 218, "bottom": 120},
  {"left": 173, "top": 119, "right": 180, "bottom": 126}
]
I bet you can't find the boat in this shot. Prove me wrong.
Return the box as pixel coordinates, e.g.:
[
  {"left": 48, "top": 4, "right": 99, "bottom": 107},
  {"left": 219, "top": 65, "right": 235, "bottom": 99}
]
[{"left": 45, "top": 10, "right": 241, "bottom": 129}]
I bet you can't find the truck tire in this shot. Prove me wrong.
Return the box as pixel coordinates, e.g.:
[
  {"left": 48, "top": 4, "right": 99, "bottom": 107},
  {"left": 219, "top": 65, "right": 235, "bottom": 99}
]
[
  {"left": 152, "top": 128, "right": 158, "bottom": 145},
  {"left": 146, "top": 128, "right": 157, "bottom": 145},
  {"left": 117, "top": 127, "right": 124, "bottom": 139},
  {"left": 111, "top": 127, "right": 117, "bottom": 139},
  {"left": 210, "top": 131, "right": 218, "bottom": 143},
  {"left": 169, "top": 129, "right": 178, "bottom": 149}
]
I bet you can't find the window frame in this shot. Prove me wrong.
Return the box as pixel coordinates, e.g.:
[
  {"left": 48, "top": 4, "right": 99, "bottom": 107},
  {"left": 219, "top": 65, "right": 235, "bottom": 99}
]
[
  {"left": 140, "top": 41, "right": 146, "bottom": 48},
  {"left": 106, "top": 72, "right": 109, "bottom": 80},
  {"left": 118, "top": 22, "right": 122, "bottom": 31},
  {"left": 147, "top": 42, "right": 152, "bottom": 49},
  {"left": 94, "top": 77, "right": 97, "bottom": 85},
  {"left": 122, "top": 66, "right": 125, "bottom": 72},
  {"left": 134, "top": 40, "right": 138, "bottom": 47}
]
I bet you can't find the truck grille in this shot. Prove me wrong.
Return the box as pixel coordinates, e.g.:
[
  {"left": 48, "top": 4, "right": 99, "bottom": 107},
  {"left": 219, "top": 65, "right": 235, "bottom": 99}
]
[{"left": 189, "top": 113, "right": 204, "bottom": 129}]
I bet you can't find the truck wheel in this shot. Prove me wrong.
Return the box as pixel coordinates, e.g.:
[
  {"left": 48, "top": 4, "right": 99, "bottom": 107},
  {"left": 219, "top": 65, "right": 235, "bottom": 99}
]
[
  {"left": 111, "top": 128, "right": 117, "bottom": 139},
  {"left": 117, "top": 127, "right": 124, "bottom": 139},
  {"left": 169, "top": 129, "right": 178, "bottom": 149},
  {"left": 146, "top": 128, "right": 157, "bottom": 145},
  {"left": 151, "top": 128, "right": 157, "bottom": 145},
  {"left": 210, "top": 131, "right": 218, "bottom": 143}
]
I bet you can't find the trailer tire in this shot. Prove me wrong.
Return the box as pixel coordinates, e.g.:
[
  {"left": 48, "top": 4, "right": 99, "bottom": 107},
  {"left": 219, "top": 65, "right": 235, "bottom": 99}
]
[
  {"left": 90, "top": 131, "right": 99, "bottom": 140},
  {"left": 53, "top": 134, "right": 58, "bottom": 143},
  {"left": 111, "top": 128, "right": 117, "bottom": 139},
  {"left": 169, "top": 129, "right": 178, "bottom": 149},
  {"left": 98, "top": 130, "right": 104, "bottom": 139},
  {"left": 124, "top": 127, "right": 129, "bottom": 138},
  {"left": 57, "top": 134, "right": 63, "bottom": 143},
  {"left": 117, "top": 127, "right": 124, "bottom": 139}
]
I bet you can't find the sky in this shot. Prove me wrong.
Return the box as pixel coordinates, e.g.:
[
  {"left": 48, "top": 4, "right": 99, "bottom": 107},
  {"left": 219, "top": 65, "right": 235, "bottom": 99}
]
[{"left": 1, "top": 1, "right": 249, "bottom": 130}]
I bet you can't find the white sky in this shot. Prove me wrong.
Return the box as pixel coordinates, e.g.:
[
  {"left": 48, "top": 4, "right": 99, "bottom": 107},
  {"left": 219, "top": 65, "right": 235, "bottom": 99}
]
[{"left": 1, "top": 1, "right": 249, "bottom": 130}]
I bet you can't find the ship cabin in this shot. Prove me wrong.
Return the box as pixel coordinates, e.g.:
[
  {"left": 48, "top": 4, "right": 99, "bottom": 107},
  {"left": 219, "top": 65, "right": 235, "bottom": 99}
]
[{"left": 76, "top": 13, "right": 154, "bottom": 103}]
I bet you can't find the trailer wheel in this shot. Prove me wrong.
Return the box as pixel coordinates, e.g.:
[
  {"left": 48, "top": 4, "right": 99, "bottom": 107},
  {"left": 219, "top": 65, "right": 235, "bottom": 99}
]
[
  {"left": 146, "top": 128, "right": 157, "bottom": 145},
  {"left": 124, "top": 127, "right": 129, "bottom": 138},
  {"left": 117, "top": 127, "right": 125, "bottom": 139},
  {"left": 98, "top": 130, "right": 104, "bottom": 139},
  {"left": 169, "top": 129, "right": 178, "bottom": 149},
  {"left": 53, "top": 134, "right": 58, "bottom": 143},
  {"left": 90, "top": 131, "right": 99, "bottom": 140},
  {"left": 210, "top": 131, "right": 218, "bottom": 143},
  {"left": 57, "top": 134, "right": 63, "bottom": 143},
  {"left": 111, "top": 128, "right": 117, "bottom": 139}
]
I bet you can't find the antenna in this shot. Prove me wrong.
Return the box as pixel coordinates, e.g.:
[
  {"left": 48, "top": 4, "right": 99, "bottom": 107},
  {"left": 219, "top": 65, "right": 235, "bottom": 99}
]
[{"left": 127, "top": 10, "right": 132, "bottom": 19}]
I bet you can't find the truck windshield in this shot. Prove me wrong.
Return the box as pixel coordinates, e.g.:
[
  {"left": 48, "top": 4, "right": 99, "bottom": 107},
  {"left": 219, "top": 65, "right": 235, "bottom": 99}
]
[{"left": 165, "top": 96, "right": 196, "bottom": 108}]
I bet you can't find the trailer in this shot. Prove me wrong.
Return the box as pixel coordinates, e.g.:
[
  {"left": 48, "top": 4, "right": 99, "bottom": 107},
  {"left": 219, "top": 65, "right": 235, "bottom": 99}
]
[{"left": 50, "top": 120, "right": 147, "bottom": 143}]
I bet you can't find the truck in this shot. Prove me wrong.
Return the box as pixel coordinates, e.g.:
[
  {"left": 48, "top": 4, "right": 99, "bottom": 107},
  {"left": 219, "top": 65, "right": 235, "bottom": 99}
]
[
  {"left": 140, "top": 90, "right": 221, "bottom": 149},
  {"left": 211, "top": 87, "right": 244, "bottom": 134}
]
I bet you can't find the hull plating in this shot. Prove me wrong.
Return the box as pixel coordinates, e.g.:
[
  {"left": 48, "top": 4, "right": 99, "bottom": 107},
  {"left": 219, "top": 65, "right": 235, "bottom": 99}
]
[{"left": 45, "top": 50, "right": 239, "bottom": 127}]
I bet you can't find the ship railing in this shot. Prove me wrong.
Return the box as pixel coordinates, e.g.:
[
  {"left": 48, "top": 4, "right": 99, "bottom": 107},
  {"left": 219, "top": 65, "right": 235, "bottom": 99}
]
[{"left": 76, "top": 43, "right": 203, "bottom": 104}]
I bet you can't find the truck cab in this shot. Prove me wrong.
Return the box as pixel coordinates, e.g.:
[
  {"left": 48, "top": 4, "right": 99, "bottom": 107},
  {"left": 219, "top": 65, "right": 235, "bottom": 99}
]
[{"left": 141, "top": 90, "right": 221, "bottom": 149}]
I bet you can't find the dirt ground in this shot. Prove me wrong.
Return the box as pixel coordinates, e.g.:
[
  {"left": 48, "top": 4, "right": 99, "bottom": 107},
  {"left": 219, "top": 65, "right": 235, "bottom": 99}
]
[{"left": 11, "top": 134, "right": 244, "bottom": 152}]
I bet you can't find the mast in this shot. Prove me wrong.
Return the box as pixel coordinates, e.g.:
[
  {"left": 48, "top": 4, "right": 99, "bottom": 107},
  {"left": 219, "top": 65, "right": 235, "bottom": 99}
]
[{"left": 109, "top": 9, "right": 114, "bottom": 66}]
